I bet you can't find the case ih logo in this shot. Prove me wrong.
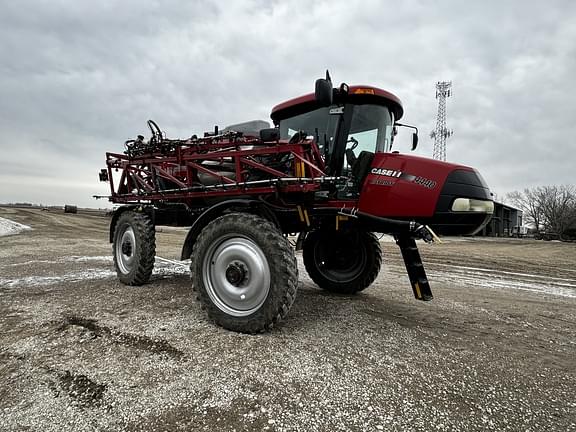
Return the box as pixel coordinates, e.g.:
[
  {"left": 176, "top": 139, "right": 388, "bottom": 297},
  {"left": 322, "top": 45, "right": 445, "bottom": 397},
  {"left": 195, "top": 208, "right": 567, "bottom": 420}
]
[
  {"left": 371, "top": 168, "right": 402, "bottom": 178},
  {"left": 370, "top": 168, "right": 437, "bottom": 189}
]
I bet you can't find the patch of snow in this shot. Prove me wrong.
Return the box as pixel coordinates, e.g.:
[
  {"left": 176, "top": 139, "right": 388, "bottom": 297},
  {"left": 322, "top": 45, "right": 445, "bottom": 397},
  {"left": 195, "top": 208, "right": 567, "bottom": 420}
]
[
  {"left": 64, "top": 256, "right": 113, "bottom": 263},
  {"left": 5, "top": 260, "right": 56, "bottom": 267},
  {"left": 0, "top": 256, "right": 189, "bottom": 288},
  {"left": 0, "top": 216, "right": 32, "bottom": 237},
  {"left": 152, "top": 257, "right": 190, "bottom": 276},
  {"left": 429, "top": 262, "right": 576, "bottom": 283},
  {"left": 155, "top": 256, "right": 190, "bottom": 268},
  {"left": 3, "top": 256, "right": 113, "bottom": 268},
  {"left": 429, "top": 265, "right": 576, "bottom": 299},
  {"left": 0, "top": 269, "right": 116, "bottom": 288}
]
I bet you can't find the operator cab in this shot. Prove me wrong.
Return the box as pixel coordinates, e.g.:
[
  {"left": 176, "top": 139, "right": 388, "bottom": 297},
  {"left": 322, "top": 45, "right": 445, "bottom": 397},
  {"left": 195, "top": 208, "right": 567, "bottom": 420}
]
[{"left": 270, "top": 79, "right": 411, "bottom": 196}]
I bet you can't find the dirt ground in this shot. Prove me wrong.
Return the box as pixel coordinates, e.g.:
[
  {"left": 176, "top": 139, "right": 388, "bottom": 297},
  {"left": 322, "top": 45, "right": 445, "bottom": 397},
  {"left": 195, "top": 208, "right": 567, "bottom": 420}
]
[{"left": 1, "top": 208, "right": 575, "bottom": 431}]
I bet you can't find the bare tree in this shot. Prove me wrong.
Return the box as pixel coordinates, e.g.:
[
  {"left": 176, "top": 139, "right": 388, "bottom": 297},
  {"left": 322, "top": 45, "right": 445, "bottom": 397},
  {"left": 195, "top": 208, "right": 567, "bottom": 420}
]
[
  {"left": 507, "top": 188, "right": 544, "bottom": 232},
  {"left": 507, "top": 185, "right": 576, "bottom": 240},
  {"left": 539, "top": 185, "right": 576, "bottom": 240}
]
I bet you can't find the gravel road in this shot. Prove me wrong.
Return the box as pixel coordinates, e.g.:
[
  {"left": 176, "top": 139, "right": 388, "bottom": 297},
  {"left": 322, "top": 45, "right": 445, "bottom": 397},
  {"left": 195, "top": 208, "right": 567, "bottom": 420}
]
[{"left": 1, "top": 208, "right": 575, "bottom": 431}]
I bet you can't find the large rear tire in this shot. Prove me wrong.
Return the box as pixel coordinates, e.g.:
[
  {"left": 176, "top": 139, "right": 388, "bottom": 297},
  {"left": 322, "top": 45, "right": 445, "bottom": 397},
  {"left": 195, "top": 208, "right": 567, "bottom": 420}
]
[
  {"left": 303, "top": 229, "right": 381, "bottom": 294},
  {"left": 112, "top": 211, "right": 155, "bottom": 285},
  {"left": 190, "top": 213, "right": 298, "bottom": 333}
]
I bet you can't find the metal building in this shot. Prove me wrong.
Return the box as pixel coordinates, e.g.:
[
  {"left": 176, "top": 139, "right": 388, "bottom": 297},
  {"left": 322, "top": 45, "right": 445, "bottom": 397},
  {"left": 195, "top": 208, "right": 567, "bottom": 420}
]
[{"left": 477, "top": 202, "right": 523, "bottom": 237}]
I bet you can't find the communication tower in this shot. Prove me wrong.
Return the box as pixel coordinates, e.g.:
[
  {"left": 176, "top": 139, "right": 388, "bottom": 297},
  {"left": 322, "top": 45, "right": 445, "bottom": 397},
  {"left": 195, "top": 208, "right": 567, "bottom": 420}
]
[{"left": 430, "top": 81, "right": 453, "bottom": 161}]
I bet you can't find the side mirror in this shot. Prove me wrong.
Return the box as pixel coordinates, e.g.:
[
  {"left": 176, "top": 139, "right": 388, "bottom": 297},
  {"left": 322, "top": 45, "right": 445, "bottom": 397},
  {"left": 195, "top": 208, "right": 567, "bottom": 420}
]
[
  {"left": 260, "top": 128, "right": 280, "bottom": 142},
  {"left": 412, "top": 133, "right": 418, "bottom": 151},
  {"left": 395, "top": 122, "right": 419, "bottom": 151},
  {"left": 315, "top": 79, "right": 333, "bottom": 107}
]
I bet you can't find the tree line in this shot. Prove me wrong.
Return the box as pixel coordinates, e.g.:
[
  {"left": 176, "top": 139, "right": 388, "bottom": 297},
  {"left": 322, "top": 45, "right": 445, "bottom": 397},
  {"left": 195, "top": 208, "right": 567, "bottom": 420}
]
[{"left": 507, "top": 185, "right": 576, "bottom": 241}]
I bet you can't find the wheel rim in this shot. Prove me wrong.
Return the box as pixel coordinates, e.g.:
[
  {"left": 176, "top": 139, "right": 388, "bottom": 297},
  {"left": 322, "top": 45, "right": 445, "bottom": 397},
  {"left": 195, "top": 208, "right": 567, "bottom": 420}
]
[
  {"left": 314, "top": 234, "right": 367, "bottom": 283},
  {"left": 116, "top": 226, "right": 136, "bottom": 274},
  {"left": 202, "top": 235, "right": 271, "bottom": 317}
]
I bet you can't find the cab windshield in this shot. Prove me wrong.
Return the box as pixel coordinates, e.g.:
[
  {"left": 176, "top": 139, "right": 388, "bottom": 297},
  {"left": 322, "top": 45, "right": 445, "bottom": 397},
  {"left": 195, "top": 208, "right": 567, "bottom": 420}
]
[
  {"left": 347, "top": 104, "right": 394, "bottom": 153},
  {"left": 278, "top": 103, "right": 395, "bottom": 154}
]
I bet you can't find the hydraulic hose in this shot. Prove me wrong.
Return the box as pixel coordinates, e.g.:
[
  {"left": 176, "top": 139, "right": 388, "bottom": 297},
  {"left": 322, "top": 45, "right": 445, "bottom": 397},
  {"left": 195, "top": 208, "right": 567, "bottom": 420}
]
[{"left": 337, "top": 208, "right": 438, "bottom": 243}]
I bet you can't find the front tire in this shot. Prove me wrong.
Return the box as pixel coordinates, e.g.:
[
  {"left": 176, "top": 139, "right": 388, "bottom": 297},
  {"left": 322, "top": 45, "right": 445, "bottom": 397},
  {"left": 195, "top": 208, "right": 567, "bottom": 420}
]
[
  {"left": 190, "top": 213, "right": 298, "bottom": 333},
  {"left": 112, "top": 211, "right": 156, "bottom": 285},
  {"left": 303, "top": 229, "right": 381, "bottom": 294}
]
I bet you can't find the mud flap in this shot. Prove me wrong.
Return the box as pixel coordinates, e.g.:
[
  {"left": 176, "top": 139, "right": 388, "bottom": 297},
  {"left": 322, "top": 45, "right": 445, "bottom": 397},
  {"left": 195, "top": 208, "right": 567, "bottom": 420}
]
[{"left": 396, "top": 235, "right": 433, "bottom": 301}]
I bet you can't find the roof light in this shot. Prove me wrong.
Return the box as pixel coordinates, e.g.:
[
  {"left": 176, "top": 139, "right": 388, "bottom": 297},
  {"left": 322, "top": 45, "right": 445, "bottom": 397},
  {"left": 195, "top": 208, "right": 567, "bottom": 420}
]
[{"left": 354, "top": 88, "right": 375, "bottom": 95}]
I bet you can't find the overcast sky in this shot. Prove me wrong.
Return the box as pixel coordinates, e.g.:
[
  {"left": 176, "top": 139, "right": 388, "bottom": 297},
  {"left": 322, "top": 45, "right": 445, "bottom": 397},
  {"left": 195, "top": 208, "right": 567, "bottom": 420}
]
[{"left": 1, "top": 0, "right": 575, "bottom": 208}]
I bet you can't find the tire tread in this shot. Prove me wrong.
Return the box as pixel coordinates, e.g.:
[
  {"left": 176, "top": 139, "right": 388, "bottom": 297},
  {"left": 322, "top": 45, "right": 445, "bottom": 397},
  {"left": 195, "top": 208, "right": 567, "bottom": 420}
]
[
  {"left": 113, "top": 211, "right": 155, "bottom": 286},
  {"left": 190, "top": 213, "right": 298, "bottom": 333},
  {"left": 303, "top": 230, "right": 381, "bottom": 294}
]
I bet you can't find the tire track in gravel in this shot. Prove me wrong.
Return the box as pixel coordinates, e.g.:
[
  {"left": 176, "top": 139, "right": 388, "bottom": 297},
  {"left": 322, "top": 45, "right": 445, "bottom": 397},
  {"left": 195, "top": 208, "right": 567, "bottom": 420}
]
[{"left": 60, "top": 315, "right": 184, "bottom": 359}]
